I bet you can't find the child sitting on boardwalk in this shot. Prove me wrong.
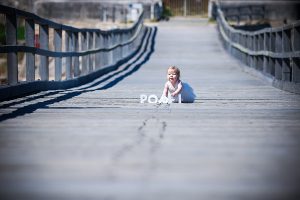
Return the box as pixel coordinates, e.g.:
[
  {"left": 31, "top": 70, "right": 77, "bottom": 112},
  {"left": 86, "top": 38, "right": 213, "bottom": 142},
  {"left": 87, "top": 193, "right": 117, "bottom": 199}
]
[{"left": 159, "top": 66, "right": 195, "bottom": 103}]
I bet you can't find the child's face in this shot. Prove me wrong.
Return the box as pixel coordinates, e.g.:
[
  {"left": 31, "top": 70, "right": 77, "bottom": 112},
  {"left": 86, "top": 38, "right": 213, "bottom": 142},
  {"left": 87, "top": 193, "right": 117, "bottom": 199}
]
[{"left": 167, "top": 69, "right": 178, "bottom": 84}]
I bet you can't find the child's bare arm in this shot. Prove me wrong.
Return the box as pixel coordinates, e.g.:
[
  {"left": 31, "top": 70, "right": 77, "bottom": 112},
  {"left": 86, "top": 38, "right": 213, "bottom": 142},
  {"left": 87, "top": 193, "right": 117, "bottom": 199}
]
[
  {"left": 171, "top": 82, "right": 183, "bottom": 96},
  {"left": 163, "top": 82, "right": 169, "bottom": 97}
]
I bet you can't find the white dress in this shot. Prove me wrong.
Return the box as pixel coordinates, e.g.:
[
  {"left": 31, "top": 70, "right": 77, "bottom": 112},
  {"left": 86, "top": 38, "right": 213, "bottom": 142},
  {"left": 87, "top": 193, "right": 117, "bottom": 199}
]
[
  {"left": 167, "top": 81, "right": 181, "bottom": 103},
  {"left": 159, "top": 81, "right": 196, "bottom": 103}
]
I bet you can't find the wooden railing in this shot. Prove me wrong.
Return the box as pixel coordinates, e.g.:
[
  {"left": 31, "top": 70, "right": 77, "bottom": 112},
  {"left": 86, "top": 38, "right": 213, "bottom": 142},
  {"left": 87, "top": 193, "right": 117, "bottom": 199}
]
[
  {"left": 0, "top": 4, "right": 146, "bottom": 86},
  {"left": 215, "top": 1, "right": 300, "bottom": 93}
]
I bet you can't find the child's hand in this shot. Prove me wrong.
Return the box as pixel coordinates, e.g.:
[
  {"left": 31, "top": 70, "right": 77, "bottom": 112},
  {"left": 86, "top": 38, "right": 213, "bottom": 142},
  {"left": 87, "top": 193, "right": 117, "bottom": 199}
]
[
  {"left": 171, "top": 92, "right": 176, "bottom": 97},
  {"left": 158, "top": 95, "right": 169, "bottom": 104}
]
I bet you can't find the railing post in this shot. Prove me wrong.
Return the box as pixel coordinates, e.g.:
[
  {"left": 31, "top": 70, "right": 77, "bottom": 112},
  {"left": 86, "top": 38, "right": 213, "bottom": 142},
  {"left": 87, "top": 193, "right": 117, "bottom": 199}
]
[
  {"left": 239, "top": 34, "right": 243, "bottom": 47},
  {"left": 73, "top": 32, "right": 80, "bottom": 77},
  {"left": 112, "top": 33, "right": 117, "bottom": 64},
  {"left": 283, "top": 29, "right": 291, "bottom": 52},
  {"left": 248, "top": 35, "right": 252, "bottom": 51},
  {"left": 271, "top": 32, "right": 276, "bottom": 52},
  {"left": 274, "top": 30, "right": 283, "bottom": 80},
  {"left": 65, "top": 31, "right": 72, "bottom": 80},
  {"left": 120, "top": 33, "right": 123, "bottom": 59},
  {"left": 249, "top": 35, "right": 255, "bottom": 68},
  {"left": 115, "top": 33, "right": 120, "bottom": 62},
  {"left": 112, "top": 6, "right": 116, "bottom": 23},
  {"left": 92, "top": 32, "right": 96, "bottom": 70},
  {"left": 259, "top": 34, "right": 263, "bottom": 51},
  {"left": 272, "top": 57, "right": 278, "bottom": 77},
  {"left": 100, "top": 34, "right": 105, "bottom": 67},
  {"left": 263, "top": 56, "right": 269, "bottom": 75},
  {"left": 255, "top": 35, "right": 259, "bottom": 52},
  {"left": 95, "top": 32, "right": 101, "bottom": 69},
  {"left": 258, "top": 34, "right": 263, "bottom": 70},
  {"left": 88, "top": 32, "right": 93, "bottom": 72},
  {"left": 25, "top": 19, "right": 35, "bottom": 82},
  {"left": 108, "top": 33, "right": 113, "bottom": 65},
  {"left": 292, "top": 58, "right": 300, "bottom": 83},
  {"left": 264, "top": 32, "right": 268, "bottom": 51},
  {"left": 70, "top": 31, "right": 74, "bottom": 78},
  {"left": 81, "top": 32, "right": 87, "bottom": 75},
  {"left": 54, "top": 28, "right": 62, "bottom": 81},
  {"left": 120, "top": 32, "right": 124, "bottom": 59},
  {"left": 129, "top": 30, "right": 133, "bottom": 52},
  {"left": 135, "top": 27, "right": 141, "bottom": 50},
  {"left": 269, "top": 57, "right": 275, "bottom": 77},
  {"left": 292, "top": 26, "right": 300, "bottom": 82},
  {"left": 104, "top": 33, "right": 109, "bottom": 67},
  {"left": 275, "top": 30, "right": 282, "bottom": 53},
  {"left": 39, "top": 24, "right": 49, "bottom": 81},
  {"left": 292, "top": 26, "right": 300, "bottom": 51},
  {"left": 257, "top": 55, "right": 263, "bottom": 71},
  {"left": 282, "top": 59, "right": 291, "bottom": 81},
  {"left": 132, "top": 29, "right": 136, "bottom": 51},
  {"left": 263, "top": 32, "right": 268, "bottom": 74},
  {"left": 128, "top": 31, "right": 132, "bottom": 56},
  {"left": 244, "top": 34, "right": 248, "bottom": 49},
  {"left": 124, "top": 32, "right": 129, "bottom": 57},
  {"left": 99, "top": 33, "right": 105, "bottom": 68},
  {"left": 121, "top": 33, "right": 124, "bottom": 59},
  {"left": 253, "top": 54, "right": 257, "bottom": 69},
  {"left": 6, "top": 12, "right": 18, "bottom": 85}
]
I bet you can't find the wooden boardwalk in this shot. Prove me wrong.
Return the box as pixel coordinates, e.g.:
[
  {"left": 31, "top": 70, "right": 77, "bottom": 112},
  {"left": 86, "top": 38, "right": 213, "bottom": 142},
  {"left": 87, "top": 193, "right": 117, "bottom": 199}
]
[{"left": 1, "top": 19, "right": 300, "bottom": 200}]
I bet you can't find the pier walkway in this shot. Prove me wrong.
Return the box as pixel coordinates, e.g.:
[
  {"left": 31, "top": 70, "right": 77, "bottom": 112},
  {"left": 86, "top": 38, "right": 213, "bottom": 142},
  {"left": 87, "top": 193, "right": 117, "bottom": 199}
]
[{"left": 1, "top": 19, "right": 300, "bottom": 200}]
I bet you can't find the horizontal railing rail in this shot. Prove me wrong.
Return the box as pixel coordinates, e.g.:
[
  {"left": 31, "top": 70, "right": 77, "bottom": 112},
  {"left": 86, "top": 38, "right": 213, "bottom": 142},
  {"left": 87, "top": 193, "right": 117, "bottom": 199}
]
[
  {"left": 215, "top": 1, "right": 300, "bottom": 93},
  {"left": 0, "top": 24, "right": 143, "bottom": 57},
  {"left": 0, "top": 4, "right": 146, "bottom": 86}
]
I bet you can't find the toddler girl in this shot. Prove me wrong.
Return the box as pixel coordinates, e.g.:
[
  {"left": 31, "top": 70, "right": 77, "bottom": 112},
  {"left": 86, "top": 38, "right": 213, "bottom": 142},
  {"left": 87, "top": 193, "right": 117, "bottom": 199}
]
[{"left": 159, "top": 66, "right": 195, "bottom": 103}]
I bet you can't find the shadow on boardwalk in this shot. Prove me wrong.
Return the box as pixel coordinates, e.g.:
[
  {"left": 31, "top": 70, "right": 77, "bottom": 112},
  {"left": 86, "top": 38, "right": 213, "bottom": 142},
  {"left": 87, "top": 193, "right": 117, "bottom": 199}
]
[{"left": 0, "top": 27, "right": 157, "bottom": 122}]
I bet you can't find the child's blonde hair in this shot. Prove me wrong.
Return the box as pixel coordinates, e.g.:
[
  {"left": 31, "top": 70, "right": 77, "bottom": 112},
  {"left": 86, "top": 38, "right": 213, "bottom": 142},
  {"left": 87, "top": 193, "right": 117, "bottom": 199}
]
[{"left": 168, "top": 66, "right": 181, "bottom": 79}]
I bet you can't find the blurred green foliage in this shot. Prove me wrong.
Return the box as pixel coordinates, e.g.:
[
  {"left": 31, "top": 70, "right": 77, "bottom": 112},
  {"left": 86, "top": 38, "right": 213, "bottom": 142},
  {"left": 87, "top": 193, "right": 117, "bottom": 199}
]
[
  {"left": 0, "top": 24, "right": 5, "bottom": 44},
  {"left": 163, "top": 5, "right": 172, "bottom": 17},
  {"left": 0, "top": 24, "right": 25, "bottom": 45}
]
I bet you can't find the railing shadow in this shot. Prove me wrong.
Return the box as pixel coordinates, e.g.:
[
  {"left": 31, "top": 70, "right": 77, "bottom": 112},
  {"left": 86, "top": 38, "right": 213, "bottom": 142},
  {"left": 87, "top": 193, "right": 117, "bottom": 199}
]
[{"left": 0, "top": 27, "right": 157, "bottom": 122}]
